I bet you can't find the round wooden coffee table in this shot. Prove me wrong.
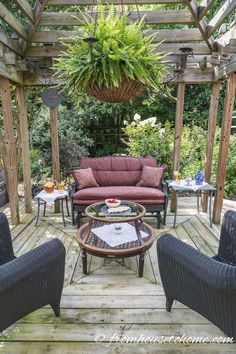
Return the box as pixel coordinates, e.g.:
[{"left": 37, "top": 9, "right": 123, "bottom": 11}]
[{"left": 76, "top": 201, "right": 155, "bottom": 277}]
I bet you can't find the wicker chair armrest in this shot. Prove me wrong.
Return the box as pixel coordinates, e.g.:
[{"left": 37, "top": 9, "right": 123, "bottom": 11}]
[
  {"left": 0, "top": 181, "right": 6, "bottom": 190},
  {"left": 0, "top": 239, "right": 65, "bottom": 292},
  {"left": 157, "top": 234, "right": 236, "bottom": 289}
]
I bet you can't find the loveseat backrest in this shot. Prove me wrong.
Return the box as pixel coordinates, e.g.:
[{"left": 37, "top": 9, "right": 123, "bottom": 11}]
[{"left": 80, "top": 156, "right": 157, "bottom": 186}]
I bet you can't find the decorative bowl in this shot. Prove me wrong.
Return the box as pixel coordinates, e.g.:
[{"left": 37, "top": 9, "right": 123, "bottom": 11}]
[
  {"left": 43, "top": 182, "right": 55, "bottom": 193},
  {"left": 105, "top": 199, "right": 121, "bottom": 208}
]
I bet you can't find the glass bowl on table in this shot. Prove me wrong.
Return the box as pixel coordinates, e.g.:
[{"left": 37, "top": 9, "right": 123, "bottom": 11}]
[{"left": 105, "top": 199, "right": 121, "bottom": 208}]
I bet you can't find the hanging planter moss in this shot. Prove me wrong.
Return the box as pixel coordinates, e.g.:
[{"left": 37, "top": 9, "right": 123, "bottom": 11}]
[{"left": 54, "top": 6, "right": 167, "bottom": 103}]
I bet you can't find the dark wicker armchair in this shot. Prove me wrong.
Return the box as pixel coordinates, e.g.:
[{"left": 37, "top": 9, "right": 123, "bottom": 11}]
[
  {"left": 0, "top": 212, "right": 66, "bottom": 333},
  {"left": 156, "top": 210, "right": 236, "bottom": 340}
]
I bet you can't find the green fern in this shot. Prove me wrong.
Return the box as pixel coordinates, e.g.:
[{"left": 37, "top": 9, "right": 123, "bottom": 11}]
[{"left": 54, "top": 5, "right": 167, "bottom": 95}]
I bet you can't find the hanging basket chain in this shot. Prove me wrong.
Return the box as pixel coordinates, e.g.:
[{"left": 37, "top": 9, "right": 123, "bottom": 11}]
[{"left": 134, "top": 0, "right": 141, "bottom": 23}]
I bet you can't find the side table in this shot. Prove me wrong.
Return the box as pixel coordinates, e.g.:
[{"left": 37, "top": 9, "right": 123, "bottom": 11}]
[
  {"left": 166, "top": 180, "right": 216, "bottom": 227},
  {"left": 34, "top": 190, "right": 70, "bottom": 226}
]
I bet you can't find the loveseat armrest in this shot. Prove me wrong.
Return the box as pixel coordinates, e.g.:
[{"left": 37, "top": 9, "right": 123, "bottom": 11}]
[
  {"left": 70, "top": 182, "right": 77, "bottom": 197},
  {"left": 162, "top": 180, "right": 169, "bottom": 198},
  {"left": 160, "top": 163, "right": 168, "bottom": 173}
]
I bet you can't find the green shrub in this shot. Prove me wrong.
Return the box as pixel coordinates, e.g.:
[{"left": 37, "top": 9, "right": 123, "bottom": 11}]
[
  {"left": 123, "top": 118, "right": 174, "bottom": 176},
  {"left": 123, "top": 119, "right": 236, "bottom": 198}
]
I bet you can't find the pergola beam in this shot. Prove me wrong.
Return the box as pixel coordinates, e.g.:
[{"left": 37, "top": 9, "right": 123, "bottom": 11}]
[
  {"left": 25, "top": 0, "right": 49, "bottom": 53},
  {"left": 213, "top": 55, "right": 236, "bottom": 81},
  {"left": 0, "top": 2, "right": 28, "bottom": 40},
  {"left": 39, "top": 10, "right": 194, "bottom": 26},
  {"left": 207, "top": 0, "right": 236, "bottom": 38},
  {"left": 202, "top": 82, "right": 221, "bottom": 212},
  {"left": 198, "top": 0, "right": 214, "bottom": 20},
  {"left": 25, "top": 42, "right": 211, "bottom": 58},
  {"left": 50, "top": 107, "right": 60, "bottom": 213},
  {"left": 32, "top": 28, "right": 203, "bottom": 44},
  {"left": 0, "top": 76, "right": 20, "bottom": 225},
  {"left": 0, "top": 59, "right": 23, "bottom": 85},
  {"left": 185, "top": 0, "right": 213, "bottom": 51},
  {"left": 213, "top": 73, "right": 236, "bottom": 224},
  {"left": 0, "top": 29, "right": 23, "bottom": 56},
  {"left": 23, "top": 68, "right": 213, "bottom": 85},
  {"left": 216, "top": 24, "right": 236, "bottom": 47},
  {"left": 14, "top": 0, "right": 35, "bottom": 23},
  {"left": 47, "top": 0, "right": 185, "bottom": 5},
  {"left": 175, "top": 68, "right": 212, "bottom": 83},
  {"left": 16, "top": 86, "right": 32, "bottom": 213},
  {"left": 170, "top": 82, "right": 185, "bottom": 212}
]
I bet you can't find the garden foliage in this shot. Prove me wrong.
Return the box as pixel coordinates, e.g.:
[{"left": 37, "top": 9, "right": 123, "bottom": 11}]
[{"left": 123, "top": 119, "right": 236, "bottom": 198}]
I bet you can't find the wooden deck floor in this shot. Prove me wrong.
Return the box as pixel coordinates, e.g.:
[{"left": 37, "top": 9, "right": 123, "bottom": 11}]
[{"left": 1, "top": 197, "right": 236, "bottom": 353}]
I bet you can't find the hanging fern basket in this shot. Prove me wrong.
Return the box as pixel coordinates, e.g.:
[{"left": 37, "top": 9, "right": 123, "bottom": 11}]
[
  {"left": 54, "top": 6, "right": 167, "bottom": 103},
  {"left": 88, "top": 80, "right": 145, "bottom": 103}
]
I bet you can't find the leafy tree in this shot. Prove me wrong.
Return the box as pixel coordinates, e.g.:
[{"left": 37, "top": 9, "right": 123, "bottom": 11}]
[
  {"left": 30, "top": 104, "right": 92, "bottom": 179},
  {"left": 183, "top": 84, "right": 226, "bottom": 129}
]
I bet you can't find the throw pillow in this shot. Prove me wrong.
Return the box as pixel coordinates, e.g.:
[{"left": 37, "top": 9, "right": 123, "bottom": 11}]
[
  {"left": 136, "top": 166, "right": 164, "bottom": 188},
  {"left": 73, "top": 168, "right": 99, "bottom": 189}
]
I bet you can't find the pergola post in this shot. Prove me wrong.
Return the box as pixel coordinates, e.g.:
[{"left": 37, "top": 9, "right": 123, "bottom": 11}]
[
  {"left": 213, "top": 73, "right": 236, "bottom": 224},
  {"left": 16, "top": 86, "right": 32, "bottom": 213},
  {"left": 50, "top": 106, "right": 60, "bottom": 213},
  {"left": 170, "top": 82, "right": 185, "bottom": 212},
  {"left": 0, "top": 76, "right": 19, "bottom": 224},
  {"left": 202, "top": 82, "right": 221, "bottom": 212}
]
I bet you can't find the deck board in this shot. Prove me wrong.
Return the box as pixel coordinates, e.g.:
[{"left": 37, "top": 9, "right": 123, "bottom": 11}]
[{"left": 1, "top": 197, "right": 236, "bottom": 352}]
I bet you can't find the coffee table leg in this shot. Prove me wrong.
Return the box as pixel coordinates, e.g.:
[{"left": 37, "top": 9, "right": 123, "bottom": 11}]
[
  {"left": 139, "top": 253, "right": 145, "bottom": 277},
  {"left": 82, "top": 248, "right": 87, "bottom": 274}
]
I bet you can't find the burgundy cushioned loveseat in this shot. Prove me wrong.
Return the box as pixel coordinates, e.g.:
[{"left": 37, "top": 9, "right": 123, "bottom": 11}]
[{"left": 71, "top": 156, "right": 168, "bottom": 228}]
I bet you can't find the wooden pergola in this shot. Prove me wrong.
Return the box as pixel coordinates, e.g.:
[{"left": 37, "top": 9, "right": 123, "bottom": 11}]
[{"left": 0, "top": 0, "right": 236, "bottom": 225}]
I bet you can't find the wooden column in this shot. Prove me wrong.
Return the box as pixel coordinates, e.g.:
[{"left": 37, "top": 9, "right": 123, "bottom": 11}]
[
  {"left": 202, "top": 82, "right": 221, "bottom": 212},
  {"left": 170, "top": 83, "right": 185, "bottom": 212},
  {"left": 50, "top": 107, "right": 60, "bottom": 213},
  {"left": 0, "top": 76, "right": 19, "bottom": 224},
  {"left": 16, "top": 86, "right": 32, "bottom": 213},
  {"left": 213, "top": 73, "right": 236, "bottom": 224}
]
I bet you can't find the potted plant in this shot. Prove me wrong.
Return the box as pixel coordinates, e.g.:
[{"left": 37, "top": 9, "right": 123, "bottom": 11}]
[{"left": 54, "top": 6, "right": 167, "bottom": 103}]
